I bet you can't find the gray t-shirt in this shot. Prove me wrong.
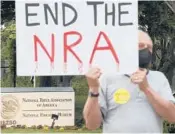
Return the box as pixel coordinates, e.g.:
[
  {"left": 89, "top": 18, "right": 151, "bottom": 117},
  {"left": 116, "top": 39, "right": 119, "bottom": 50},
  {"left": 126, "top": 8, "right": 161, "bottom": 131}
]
[{"left": 98, "top": 70, "right": 175, "bottom": 133}]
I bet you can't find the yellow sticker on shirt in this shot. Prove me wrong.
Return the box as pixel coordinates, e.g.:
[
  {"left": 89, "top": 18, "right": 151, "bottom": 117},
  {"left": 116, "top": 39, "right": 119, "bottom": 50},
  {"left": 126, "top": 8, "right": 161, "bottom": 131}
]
[{"left": 113, "top": 88, "right": 130, "bottom": 104}]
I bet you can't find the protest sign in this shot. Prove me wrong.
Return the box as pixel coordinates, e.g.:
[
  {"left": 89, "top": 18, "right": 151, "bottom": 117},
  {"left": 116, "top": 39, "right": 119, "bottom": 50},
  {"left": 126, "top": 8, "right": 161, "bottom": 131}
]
[{"left": 16, "top": 0, "right": 138, "bottom": 76}]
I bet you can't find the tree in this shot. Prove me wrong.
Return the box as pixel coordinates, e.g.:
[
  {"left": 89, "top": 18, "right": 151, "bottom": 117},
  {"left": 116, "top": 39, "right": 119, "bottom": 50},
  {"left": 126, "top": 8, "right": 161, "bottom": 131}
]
[
  {"left": 1, "top": 1, "right": 15, "bottom": 24},
  {"left": 139, "top": 1, "right": 175, "bottom": 85},
  {"left": 1, "top": 20, "right": 33, "bottom": 87},
  {"left": 1, "top": 20, "right": 15, "bottom": 86}
]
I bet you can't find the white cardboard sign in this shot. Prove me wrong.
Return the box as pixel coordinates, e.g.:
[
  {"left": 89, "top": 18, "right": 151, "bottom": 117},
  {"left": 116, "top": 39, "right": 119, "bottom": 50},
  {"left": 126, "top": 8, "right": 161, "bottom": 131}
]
[{"left": 16, "top": 0, "right": 138, "bottom": 76}]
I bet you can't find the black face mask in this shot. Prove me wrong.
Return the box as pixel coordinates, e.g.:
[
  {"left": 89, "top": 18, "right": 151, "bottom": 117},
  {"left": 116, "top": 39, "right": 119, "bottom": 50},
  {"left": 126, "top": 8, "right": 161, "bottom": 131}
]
[{"left": 139, "top": 48, "right": 152, "bottom": 68}]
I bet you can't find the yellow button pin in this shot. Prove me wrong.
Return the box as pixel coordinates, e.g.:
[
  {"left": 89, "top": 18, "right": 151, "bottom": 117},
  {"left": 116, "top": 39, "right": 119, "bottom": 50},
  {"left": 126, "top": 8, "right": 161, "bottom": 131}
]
[{"left": 113, "top": 88, "right": 130, "bottom": 104}]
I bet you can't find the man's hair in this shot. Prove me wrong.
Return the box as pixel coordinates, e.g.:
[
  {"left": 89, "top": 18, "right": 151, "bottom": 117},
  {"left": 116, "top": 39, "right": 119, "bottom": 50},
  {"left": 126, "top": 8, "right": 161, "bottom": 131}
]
[{"left": 139, "top": 29, "right": 153, "bottom": 52}]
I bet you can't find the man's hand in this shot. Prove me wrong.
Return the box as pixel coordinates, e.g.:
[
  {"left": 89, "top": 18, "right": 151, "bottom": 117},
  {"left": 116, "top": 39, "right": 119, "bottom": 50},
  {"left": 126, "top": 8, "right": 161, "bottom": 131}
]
[
  {"left": 85, "top": 67, "right": 102, "bottom": 92},
  {"left": 130, "top": 69, "right": 150, "bottom": 91}
]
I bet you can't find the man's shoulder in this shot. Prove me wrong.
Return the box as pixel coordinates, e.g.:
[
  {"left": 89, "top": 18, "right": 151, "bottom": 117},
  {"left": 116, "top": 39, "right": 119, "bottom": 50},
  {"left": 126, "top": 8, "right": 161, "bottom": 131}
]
[
  {"left": 149, "top": 70, "right": 166, "bottom": 80},
  {"left": 99, "top": 70, "right": 167, "bottom": 84}
]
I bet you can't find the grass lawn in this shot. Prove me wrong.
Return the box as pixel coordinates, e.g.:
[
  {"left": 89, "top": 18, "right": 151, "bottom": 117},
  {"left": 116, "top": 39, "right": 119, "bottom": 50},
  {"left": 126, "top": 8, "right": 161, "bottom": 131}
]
[{"left": 1, "top": 128, "right": 102, "bottom": 133}]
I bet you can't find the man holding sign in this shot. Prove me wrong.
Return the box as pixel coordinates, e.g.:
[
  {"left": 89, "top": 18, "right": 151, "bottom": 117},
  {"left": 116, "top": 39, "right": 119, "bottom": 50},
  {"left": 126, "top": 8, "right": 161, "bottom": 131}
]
[{"left": 83, "top": 30, "right": 175, "bottom": 133}]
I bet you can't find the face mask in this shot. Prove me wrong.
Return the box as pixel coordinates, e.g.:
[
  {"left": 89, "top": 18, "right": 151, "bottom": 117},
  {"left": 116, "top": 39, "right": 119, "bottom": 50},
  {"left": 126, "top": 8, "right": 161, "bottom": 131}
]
[{"left": 139, "top": 48, "right": 152, "bottom": 68}]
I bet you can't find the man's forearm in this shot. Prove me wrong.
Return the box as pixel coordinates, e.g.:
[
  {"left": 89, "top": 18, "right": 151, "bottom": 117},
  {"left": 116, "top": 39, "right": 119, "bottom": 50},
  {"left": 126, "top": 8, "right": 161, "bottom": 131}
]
[
  {"left": 144, "top": 88, "right": 175, "bottom": 123},
  {"left": 83, "top": 97, "right": 102, "bottom": 130}
]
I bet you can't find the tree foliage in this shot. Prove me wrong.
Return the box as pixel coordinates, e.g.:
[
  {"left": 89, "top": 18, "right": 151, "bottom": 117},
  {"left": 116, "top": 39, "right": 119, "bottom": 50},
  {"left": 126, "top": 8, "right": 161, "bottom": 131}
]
[
  {"left": 71, "top": 76, "right": 88, "bottom": 95},
  {"left": 1, "top": 20, "right": 33, "bottom": 87},
  {"left": 139, "top": 1, "right": 175, "bottom": 84},
  {"left": 1, "top": 1, "right": 15, "bottom": 24}
]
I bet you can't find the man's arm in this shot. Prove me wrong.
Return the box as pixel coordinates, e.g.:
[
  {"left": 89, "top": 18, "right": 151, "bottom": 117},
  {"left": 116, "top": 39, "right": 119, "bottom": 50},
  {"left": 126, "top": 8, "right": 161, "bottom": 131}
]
[
  {"left": 83, "top": 67, "right": 103, "bottom": 130},
  {"left": 131, "top": 69, "right": 175, "bottom": 123},
  {"left": 143, "top": 88, "right": 175, "bottom": 123},
  {"left": 83, "top": 94, "right": 102, "bottom": 130}
]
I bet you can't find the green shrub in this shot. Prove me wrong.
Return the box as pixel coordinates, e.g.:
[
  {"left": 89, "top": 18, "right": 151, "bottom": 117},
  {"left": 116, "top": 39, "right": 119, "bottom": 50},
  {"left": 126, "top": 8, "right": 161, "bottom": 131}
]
[
  {"left": 71, "top": 126, "right": 78, "bottom": 130},
  {"left": 11, "top": 125, "right": 16, "bottom": 128},
  {"left": 75, "top": 118, "right": 85, "bottom": 127},
  {"left": 82, "top": 124, "right": 87, "bottom": 130},
  {"left": 1, "top": 124, "right": 6, "bottom": 129},
  {"left": 71, "top": 76, "right": 88, "bottom": 95},
  {"left": 55, "top": 126, "right": 60, "bottom": 129},
  {"left": 37, "top": 125, "right": 43, "bottom": 129},
  {"left": 78, "top": 128, "right": 82, "bottom": 131},
  {"left": 64, "top": 126, "right": 78, "bottom": 130},
  {"left": 163, "top": 121, "right": 169, "bottom": 133},
  {"left": 59, "top": 127, "right": 64, "bottom": 131},
  {"left": 43, "top": 125, "right": 49, "bottom": 131},
  {"left": 16, "top": 125, "right": 22, "bottom": 129},
  {"left": 163, "top": 121, "right": 175, "bottom": 133},
  {"left": 21, "top": 125, "right": 27, "bottom": 129},
  {"left": 1, "top": 72, "right": 33, "bottom": 87},
  {"left": 31, "top": 125, "right": 36, "bottom": 129},
  {"left": 168, "top": 124, "right": 175, "bottom": 133}
]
